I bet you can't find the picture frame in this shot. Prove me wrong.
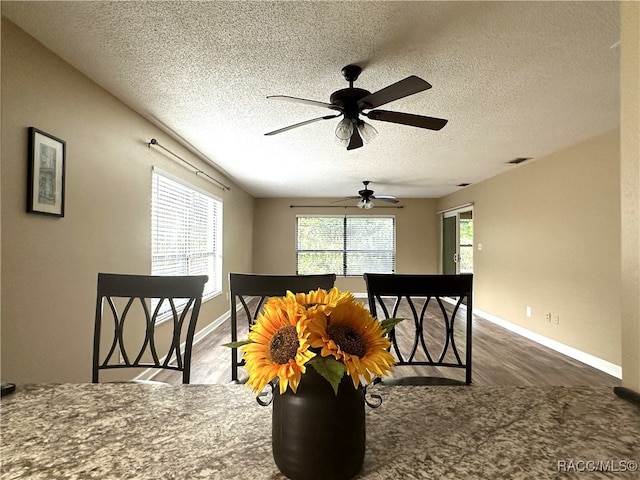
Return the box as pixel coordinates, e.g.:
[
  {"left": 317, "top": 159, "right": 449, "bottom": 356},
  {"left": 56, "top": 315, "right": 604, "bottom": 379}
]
[{"left": 27, "top": 127, "right": 66, "bottom": 217}]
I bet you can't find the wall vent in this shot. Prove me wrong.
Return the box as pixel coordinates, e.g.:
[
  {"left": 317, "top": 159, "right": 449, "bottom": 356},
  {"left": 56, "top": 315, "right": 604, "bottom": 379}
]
[{"left": 508, "top": 157, "right": 531, "bottom": 165}]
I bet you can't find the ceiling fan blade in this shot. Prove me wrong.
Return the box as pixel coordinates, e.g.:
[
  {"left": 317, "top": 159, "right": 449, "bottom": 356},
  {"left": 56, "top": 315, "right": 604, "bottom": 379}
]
[
  {"left": 331, "top": 196, "right": 360, "bottom": 204},
  {"left": 264, "top": 114, "right": 341, "bottom": 136},
  {"left": 358, "top": 76, "right": 432, "bottom": 110},
  {"left": 372, "top": 195, "right": 399, "bottom": 204},
  {"left": 366, "top": 110, "right": 448, "bottom": 130},
  {"left": 267, "top": 95, "right": 339, "bottom": 110},
  {"left": 346, "top": 128, "right": 363, "bottom": 150}
]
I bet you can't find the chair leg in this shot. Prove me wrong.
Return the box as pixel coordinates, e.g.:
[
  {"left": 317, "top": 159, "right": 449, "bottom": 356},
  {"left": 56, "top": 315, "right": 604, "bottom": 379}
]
[{"left": 232, "top": 349, "right": 238, "bottom": 382}]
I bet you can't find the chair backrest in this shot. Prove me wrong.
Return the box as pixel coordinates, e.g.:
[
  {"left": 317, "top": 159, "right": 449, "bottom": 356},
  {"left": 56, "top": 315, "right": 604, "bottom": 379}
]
[
  {"left": 364, "top": 273, "right": 473, "bottom": 385},
  {"left": 229, "top": 273, "right": 336, "bottom": 382},
  {"left": 93, "top": 273, "right": 208, "bottom": 384}
]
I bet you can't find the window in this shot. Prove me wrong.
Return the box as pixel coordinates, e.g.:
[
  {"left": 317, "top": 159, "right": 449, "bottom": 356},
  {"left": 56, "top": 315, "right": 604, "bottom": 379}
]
[
  {"left": 296, "top": 215, "right": 395, "bottom": 276},
  {"left": 151, "top": 169, "right": 222, "bottom": 300}
]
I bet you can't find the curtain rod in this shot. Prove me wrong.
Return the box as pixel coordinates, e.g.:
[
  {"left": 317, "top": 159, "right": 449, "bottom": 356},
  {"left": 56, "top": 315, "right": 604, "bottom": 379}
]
[
  {"left": 289, "top": 205, "right": 404, "bottom": 209},
  {"left": 148, "top": 138, "right": 231, "bottom": 191}
]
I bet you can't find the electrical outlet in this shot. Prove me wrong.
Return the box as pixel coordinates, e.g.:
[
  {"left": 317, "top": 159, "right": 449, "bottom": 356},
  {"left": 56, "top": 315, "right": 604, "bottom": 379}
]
[
  {"left": 545, "top": 313, "right": 552, "bottom": 322},
  {"left": 526, "top": 306, "right": 532, "bottom": 317},
  {"left": 554, "top": 315, "right": 560, "bottom": 325}
]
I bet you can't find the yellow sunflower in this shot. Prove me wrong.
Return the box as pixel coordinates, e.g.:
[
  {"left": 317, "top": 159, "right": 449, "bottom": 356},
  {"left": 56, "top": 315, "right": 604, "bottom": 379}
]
[
  {"left": 241, "top": 295, "right": 315, "bottom": 394},
  {"left": 307, "top": 294, "right": 394, "bottom": 388},
  {"left": 291, "top": 287, "right": 351, "bottom": 316}
]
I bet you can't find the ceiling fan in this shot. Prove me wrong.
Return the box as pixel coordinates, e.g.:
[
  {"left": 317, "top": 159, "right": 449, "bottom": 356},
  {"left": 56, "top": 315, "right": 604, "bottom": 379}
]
[
  {"left": 265, "top": 64, "right": 448, "bottom": 150},
  {"left": 334, "top": 181, "right": 399, "bottom": 209}
]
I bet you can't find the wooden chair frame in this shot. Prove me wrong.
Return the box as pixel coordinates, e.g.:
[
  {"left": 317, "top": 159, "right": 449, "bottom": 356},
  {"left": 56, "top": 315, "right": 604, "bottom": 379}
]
[
  {"left": 364, "top": 273, "right": 473, "bottom": 385},
  {"left": 229, "top": 273, "right": 336, "bottom": 382},
  {"left": 93, "top": 273, "right": 208, "bottom": 384}
]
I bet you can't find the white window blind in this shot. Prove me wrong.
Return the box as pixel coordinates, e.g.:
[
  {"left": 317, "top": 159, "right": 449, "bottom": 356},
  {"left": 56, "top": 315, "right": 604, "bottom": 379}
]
[
  {"left": 151, "top": 170, "right": 222, "bottom": 299},
  {"left": 296, "top": 215, "right": 395, "bottom": 276}
]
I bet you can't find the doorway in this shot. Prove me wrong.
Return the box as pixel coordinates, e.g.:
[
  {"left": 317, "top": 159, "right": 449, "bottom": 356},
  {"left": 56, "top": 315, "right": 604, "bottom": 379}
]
[{"left": 441, "top": 207, "right": 473, "bottom": 274}]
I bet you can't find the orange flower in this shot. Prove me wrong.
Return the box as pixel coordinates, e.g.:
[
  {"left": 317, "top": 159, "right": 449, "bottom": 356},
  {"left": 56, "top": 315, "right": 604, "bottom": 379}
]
[
  {"left": 307, "top": 291, "right": 394, "bottom": 388},
  {"left": 233, "top": 287, "right": 395, "bottom": 395},
  {"left": 242, "top": 294, "right": 315, "bottom": 394}
]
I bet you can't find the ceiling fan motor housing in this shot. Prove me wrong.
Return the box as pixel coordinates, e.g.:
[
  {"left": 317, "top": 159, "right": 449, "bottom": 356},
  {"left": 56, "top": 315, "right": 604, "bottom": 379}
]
[
  {"left": 358, "top": 181, "right": 374, "bottom": 199},
  {"left": 358, "top": 189, "right": 374, "bottom": 199},
  {"left": 330, "top": 88, "right": 371, "bottom": 120}
]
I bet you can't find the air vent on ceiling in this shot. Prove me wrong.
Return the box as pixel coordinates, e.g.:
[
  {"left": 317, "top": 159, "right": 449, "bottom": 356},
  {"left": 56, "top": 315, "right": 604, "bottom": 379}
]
[{"left": 508, "top": 157, "right": 531, "bottom": 165}]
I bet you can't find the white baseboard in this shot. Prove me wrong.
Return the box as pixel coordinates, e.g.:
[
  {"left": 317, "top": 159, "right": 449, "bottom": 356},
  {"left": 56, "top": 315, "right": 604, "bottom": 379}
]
[
  {"left": 361, "top": 293, "right": 622, "bottom": 380},
  {"left": 474, "top": 308, "right": 622, "bottom": 379}
]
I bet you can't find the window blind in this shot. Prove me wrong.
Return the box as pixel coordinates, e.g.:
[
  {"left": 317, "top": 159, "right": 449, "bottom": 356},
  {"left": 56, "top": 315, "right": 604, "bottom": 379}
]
[
  {"left": 296, "top": 215, "right": 395, "bottom": 276},
  {"left": 151, "top": 170, "right": 222, "bottom": 299}
]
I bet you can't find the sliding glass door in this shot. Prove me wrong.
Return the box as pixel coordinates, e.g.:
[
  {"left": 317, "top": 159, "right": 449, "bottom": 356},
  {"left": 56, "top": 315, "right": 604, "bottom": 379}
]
[{"left": 441, "top": 207, "right": 473, "bottom": 274}]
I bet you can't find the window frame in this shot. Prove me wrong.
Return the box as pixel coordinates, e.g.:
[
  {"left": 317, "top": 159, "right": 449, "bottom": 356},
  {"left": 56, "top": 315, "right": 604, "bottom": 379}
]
[
  {"left": 151, "top": 168, "right": 223, "bottom": 307},
  {"left": 295, "top": 214, "right": 396, "bottom": 277}
]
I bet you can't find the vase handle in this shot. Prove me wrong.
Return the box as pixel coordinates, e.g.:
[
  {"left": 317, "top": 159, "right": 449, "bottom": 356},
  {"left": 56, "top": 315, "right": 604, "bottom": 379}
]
[
  {"left": 256, "top": 381, "right": 275, "bottom": 406},
  {"left": 363, "top": 381, "right": 383, "bottom": 409}
]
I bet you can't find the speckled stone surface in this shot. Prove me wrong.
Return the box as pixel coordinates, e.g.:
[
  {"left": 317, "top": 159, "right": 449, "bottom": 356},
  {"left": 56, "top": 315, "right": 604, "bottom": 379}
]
[{"left": 1, "top": 384, "right": 639, "bottom": 479}]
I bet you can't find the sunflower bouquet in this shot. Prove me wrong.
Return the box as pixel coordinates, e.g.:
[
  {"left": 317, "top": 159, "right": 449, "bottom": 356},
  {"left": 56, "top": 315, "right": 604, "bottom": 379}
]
[{"left": 228, "top": 288, "right": 400, "bottom": 395}]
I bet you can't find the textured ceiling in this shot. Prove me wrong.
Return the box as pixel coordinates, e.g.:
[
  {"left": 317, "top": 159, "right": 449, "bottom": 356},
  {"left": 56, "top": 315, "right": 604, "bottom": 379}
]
[{"left": 2, "top": 1, "right": 620, "bottom": 199}]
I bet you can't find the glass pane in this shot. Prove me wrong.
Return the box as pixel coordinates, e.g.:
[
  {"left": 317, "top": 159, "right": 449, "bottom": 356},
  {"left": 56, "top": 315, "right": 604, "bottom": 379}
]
[
  {"left": 297, "top": 217, "right": 344, "bottom": 250},
  {"left": 459, "top": 246, "right": 473, "bottom": 274},
  {"left": 346, "top": 252, "right": 394, "bottom": 275},
  {"left": 151, "top": 257, "right": 189, "bottom": 276},
  {"left": 297, "top": 252, "right": 343, "bottom": 275},
  {"left": 346, "top": 217, "right": 394, "bottom": 250},
  {"left": 459, "top": 219, "right": 473, "bottom": 245}
]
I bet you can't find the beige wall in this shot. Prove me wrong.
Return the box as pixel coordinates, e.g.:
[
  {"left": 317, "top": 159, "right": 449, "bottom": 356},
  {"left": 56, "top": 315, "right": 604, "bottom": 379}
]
[
  {"left": 436, "top": 130, "right": 621, "bottom": 366},
  {"left": 1, "top": 19, "right": 254, "bottom": 383},
  {"left": 620, "top": 2, "right": 640, "bottom": 391},
  {"left": 0, "top": 18, "right": 3, "bottom": 377},
  {"left": 252, "top": 198, "right": 440, "bottom": 293}
]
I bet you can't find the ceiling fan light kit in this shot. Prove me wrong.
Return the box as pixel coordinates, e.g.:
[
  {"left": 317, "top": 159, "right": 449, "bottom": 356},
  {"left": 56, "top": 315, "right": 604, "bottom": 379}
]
[
  {"left": 357, "top": 120, "right": 378, "bottom": 144},
  {"left": 335, "top": 117, "right": 354, "bottom": 141},
  {"left": 357, "top": 198, "right": 374, "bottom": 209},
  {"left": 266, "top": 64, "right": 447, "bottom": 150}
]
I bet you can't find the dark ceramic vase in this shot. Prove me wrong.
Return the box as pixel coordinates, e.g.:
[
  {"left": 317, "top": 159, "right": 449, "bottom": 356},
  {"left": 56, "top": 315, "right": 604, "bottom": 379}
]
[{"left": 271, "top": 367, "right": 365, "bottom": 480}]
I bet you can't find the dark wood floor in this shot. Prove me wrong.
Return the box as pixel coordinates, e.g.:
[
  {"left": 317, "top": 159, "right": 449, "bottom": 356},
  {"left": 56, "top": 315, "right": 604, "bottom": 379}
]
[{"left": 152, "top": 297, "right": 621, "bottom": 387}]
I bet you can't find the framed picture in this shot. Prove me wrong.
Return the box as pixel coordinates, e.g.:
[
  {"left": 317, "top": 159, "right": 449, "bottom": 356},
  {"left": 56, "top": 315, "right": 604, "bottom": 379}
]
[{"left": 27, "top": 127, "right": 66, "bottom": 217}]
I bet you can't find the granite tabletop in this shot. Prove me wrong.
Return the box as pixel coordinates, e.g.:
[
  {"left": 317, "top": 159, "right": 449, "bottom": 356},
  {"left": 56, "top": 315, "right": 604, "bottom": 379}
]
[{"left": 1, "top": 384, "right": 639, "bottom": 479}]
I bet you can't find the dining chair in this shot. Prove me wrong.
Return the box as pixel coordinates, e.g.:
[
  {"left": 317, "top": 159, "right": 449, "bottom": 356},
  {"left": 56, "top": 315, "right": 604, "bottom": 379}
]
[
  {"left": 229, "top": 273, "right": 336, "bottom": 382},
  {"left": 92, "top": 273, "right": 208, "bottom": 384},
  {"left": 364, "top": 273, "right": 473, "bottom": 385}
]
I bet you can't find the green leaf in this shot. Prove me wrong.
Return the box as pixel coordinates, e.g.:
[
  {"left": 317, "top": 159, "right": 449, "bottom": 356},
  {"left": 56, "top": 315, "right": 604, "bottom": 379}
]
[
  {"left": 380, "top": 317, "right": 403, "bottom": 335},
  {"left": 308, "top": 357, "right": 346, "bottom": 395},
  {"left": 222, "top": 340, "right": 253, "bottom": 348}
]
